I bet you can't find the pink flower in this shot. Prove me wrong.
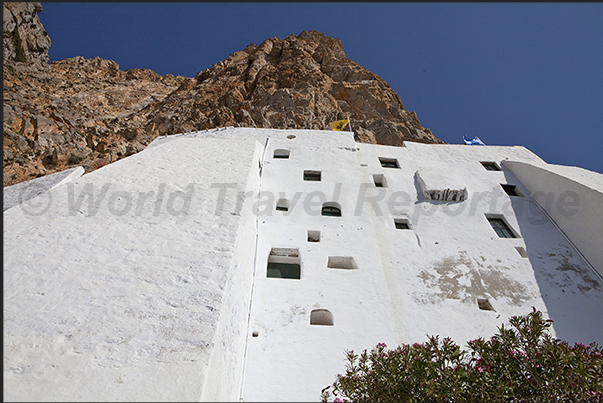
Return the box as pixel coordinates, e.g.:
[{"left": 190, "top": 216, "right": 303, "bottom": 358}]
[
  {"left": 474, "top": 358, "right": 490, "bottom": 373},
  {"left": 334, "top": 398, "right": 343, "bottom": 402}
]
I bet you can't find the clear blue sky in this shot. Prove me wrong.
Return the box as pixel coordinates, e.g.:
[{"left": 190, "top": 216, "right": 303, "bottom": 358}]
[{"left": 39, "top": 2, "right": 603, "bottom": 173}]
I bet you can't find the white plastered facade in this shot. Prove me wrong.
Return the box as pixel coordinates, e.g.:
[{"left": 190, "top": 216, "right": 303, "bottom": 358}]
[{"left": 4, "top": 127, "right": 603, "bottom": 402}]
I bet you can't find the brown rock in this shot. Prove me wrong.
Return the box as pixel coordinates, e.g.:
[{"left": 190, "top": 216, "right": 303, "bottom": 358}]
[
  {"left": 136, "top": 30, "right": 443, "bottom": 147},
  {"left": 51, "top": 146, "right": 69, "bottom": 166},
  {"left": 3, "top": 2, "right": 50, "bottom": 67},
  {"left": 122, "top": 128, "right": 144, "bottom": 141},
  {"left": 3, "top": 6, "right": 444, "bottom": 188},
  {"left": 34, "top": 115, "right": 63, "bottom": 149}
]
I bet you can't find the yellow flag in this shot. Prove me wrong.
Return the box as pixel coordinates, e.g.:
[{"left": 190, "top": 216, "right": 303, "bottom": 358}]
[{"left": 329, "top": 119, "right": 349, "bottom": 131}]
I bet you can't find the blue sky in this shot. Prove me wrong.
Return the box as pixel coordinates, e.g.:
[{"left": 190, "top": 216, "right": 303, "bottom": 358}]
[{"left": 39, "top": 2, "right": 603, "bottom": 173}]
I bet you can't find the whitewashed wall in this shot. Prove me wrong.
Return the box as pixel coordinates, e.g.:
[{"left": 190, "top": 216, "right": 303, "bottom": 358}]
[
  {"left": 4, "top": 135, "right": 263, "bottom": 401},
  {"left": 5, "top": 127, "right": 602, "bottom": 402},
  {"left": 200, "top": 138, "right": 265, "bottom": 401},
  {"left": 504, "top": 160, "right": 603, "bottom": 277},
  {"left": 241, "top": 134, "right": 603, "bottom": 402}
]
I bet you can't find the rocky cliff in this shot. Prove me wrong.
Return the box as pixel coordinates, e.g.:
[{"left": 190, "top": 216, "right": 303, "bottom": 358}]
[
  {"left": 3, "top": 2, "right": 50, "bottom": 67},
  {"left": 3, "top": 3, "right": 443, "bottom": 187}
]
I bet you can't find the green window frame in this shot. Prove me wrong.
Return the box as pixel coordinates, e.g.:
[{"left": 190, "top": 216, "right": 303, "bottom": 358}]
[{"left": 487, "top": 217, "right": 516, "bottom": 238}]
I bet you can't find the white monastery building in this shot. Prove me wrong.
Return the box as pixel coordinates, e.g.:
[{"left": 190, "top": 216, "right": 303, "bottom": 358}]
[{"left": 4, "top": 127, "right": 603, "bottom": 401}]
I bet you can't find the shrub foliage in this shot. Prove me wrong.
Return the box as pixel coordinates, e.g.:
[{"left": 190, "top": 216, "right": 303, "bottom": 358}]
[{"left": 321, "top": 308, "right": 603, "bottom": 402}]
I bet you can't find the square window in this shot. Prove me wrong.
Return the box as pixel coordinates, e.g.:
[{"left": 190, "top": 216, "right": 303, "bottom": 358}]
[
  {"left": 477, "top": 298, "right": 495, "bottom": 311},
  {"left": 480, "top": 161, "right": 501, "bottom": 171},
  {"left": 327, "top": 256, "right": 358, "bottom": 270},
  {"left": 276, "top": 198, "right": 289, "bottom": 212},
  {"left": 394, "top": 218, "right": 410, "bottom": 230},
  {"left": 267, "top": 262, "right": 300, "bottom": 279},
  {"left": 486, "top": 216, "right": 517, "bottom": 238},
  {"left": 307, "top": 230, "right": 320, "bottom": 242},
  {"left": 273, "top": 149, "right": 290, "bottom": 159},
  {"left": 516, "top": 246, "right": 529, "bottom": 258},
  {"left": 379, "top": 157, "right": 400, "bottom": 169},
  {"left": 304, "top": 170, "right": 321, "bottom": 181},
  {"left": 373, "top": 174, "right": 387, "bottom": 188},
  {"left": 501, "top": 184, "right": 522, "bottom": 197},
  {"left": 321, "top": 203, "right": 342, "bottom": 217},
  {"left": 267, "top": 248, "right": 301, "bottom": 279}
]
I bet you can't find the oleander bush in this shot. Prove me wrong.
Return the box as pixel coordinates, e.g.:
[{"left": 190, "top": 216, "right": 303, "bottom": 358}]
[{"left": 321, "top": 308, "right": 603, "bottom": 402}]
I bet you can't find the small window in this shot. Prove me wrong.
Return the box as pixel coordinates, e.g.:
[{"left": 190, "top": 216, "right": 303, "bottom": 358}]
[
  {"left": 477, "top": 298, "right": 495, "bottom": 311},
  {"left": 516, "top": 246, "right": 528, "bottom": 258},
  {"left": 327, "top": 256, "right": 358, "bottom": 270},
  {"left": 273, "top": 149, "right": 290, "bottom": 159},
  {"left": 276, "top": 198, "right": 289, "bottom": 212},
  {"left": 373, "top": 174, "right": 387, "bottom": 188},
  {"left": 501, "top": 184, "right": 522, "bottom": 197},
  {"left": 480, "top": 161, "right": 501, "bottom": 171},
  {"left": 486, "top": 216, "right": 517, "bottom": 239},
  {"left": 310, "top": 309, "right": 333, "bottom": 326},
  {"left": 304, "top": 170, "right": 321, "bottom": 181},
  {"left": 321, "top": 202, "right": 341, "bottom": 217},
  {"left": 379, "top": 157, "right": 400, "bottom": 169},
  {"left": 394, "top": 218, "right": 410, "bottom": 230},
  {"left": 267, "top": 248, "right": 301, "bottom": 279},
  {"left": 307, "top": 230, "right": 320, "bottom": 242}
]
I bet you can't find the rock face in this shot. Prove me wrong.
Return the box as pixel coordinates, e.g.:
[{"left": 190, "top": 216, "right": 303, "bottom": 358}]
[
  {"left": 3, "top": 3, "right": 187, "bottom": 186},
  {"left": 3, "top": 4, "right": 444, "bottom": 187},
  {"left": 141, "top": 31, "right": 442, "bottom": 147},
  {"left": 3, "top": 2, "right": 50, "bottom": 67}
]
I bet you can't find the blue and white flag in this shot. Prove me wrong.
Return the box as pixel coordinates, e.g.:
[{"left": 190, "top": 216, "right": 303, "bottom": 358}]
[{"left": 463, "top": 135, "right": 486, "bottom": 145}]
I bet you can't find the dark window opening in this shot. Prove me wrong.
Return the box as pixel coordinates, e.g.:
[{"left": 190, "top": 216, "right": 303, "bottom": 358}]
[
  {"left": 379, "top": 157, "right": 400, "bottom": 169},
  {"left": 276, "top": 198, "right": 289, "bottom": 212},
  {"left": 481, "top": 161, "right": 501, "bottom": 171},
  {"left": 373, "top": 174, "right": 387, "bottom": 188},
  {"left": 487, "top": 217, "right": 517, "bottom": 238},
  {"left": 267, "top": 262, "right": 300, "bottom": 279},
  {"left": 304, "top": 170, "right": 321, "bottom": 181},
  {"left": 477, "top": 298, "right": 495, "bottom": 311},
  {"left": 267, "top": 248, "right": 301, "bottom": 279},
  {"left": 322, "top": 203, "right": 341, "bottom": 217},
  {"left": 307, "top": 230, "right": 320, "bottom": 242},
  {"left": 501, "top": 184, "right": 521, "bottom": 197},
  {"left": 310, "top": 309, "right": 333, "bottom": 326},
  {"left": 273, "top": 149, "right": 290, "bottom": 159},
  {"left": 394, "top": 218, "right": 410, "bottom": 230}
]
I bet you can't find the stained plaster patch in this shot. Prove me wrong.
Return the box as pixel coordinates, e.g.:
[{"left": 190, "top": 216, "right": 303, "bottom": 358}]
[
  {"left": 416, "top": 251, "right": 533, "bottom": 306},
  {"left": 540, "top": 247, "right": 601, "bottom": 293}
]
